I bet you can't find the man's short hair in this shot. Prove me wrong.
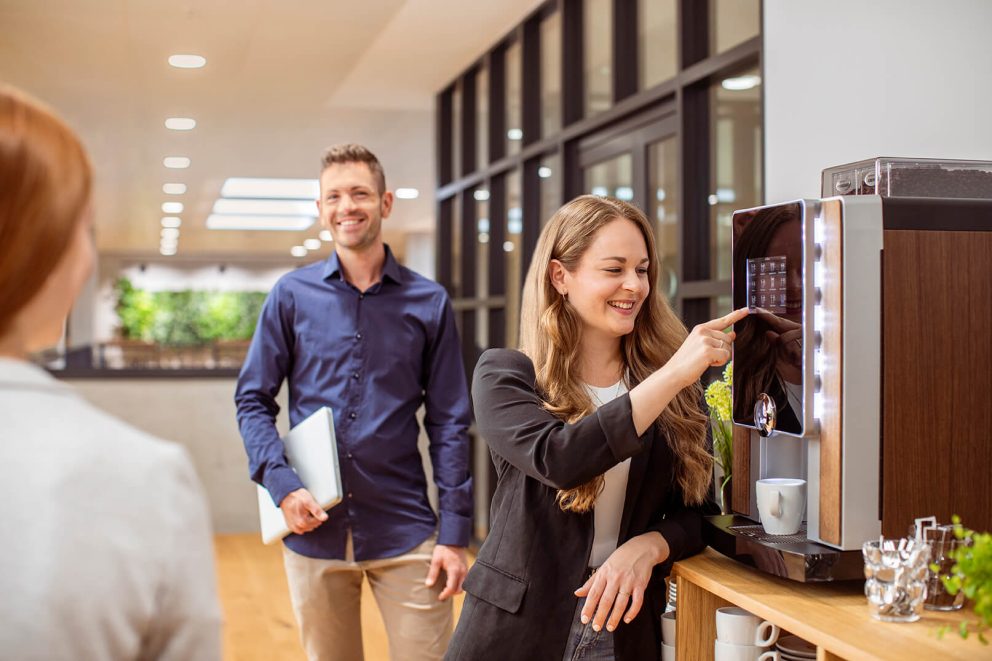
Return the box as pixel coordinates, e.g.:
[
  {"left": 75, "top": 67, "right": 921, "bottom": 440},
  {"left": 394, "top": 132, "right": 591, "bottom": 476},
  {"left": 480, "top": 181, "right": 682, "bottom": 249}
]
[{"left": 320, "top": 144, "right": 386, "bottom": 193}]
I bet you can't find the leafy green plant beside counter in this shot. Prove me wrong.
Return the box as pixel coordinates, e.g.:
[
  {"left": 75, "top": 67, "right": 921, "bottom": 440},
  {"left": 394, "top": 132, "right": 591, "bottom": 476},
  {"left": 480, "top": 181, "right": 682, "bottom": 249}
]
[{"left": 940, "top": 516, "right": 991, "bottom": 644}]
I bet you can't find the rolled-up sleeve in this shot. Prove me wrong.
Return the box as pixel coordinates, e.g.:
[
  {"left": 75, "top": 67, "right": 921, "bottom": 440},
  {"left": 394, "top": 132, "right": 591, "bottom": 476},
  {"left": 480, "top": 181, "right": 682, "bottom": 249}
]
[
  {"left": 422, "top": 294, "right": 473, "bottom": 547},
  {"left": 234, "top": 282, "right": 304, "bottom": 506}
]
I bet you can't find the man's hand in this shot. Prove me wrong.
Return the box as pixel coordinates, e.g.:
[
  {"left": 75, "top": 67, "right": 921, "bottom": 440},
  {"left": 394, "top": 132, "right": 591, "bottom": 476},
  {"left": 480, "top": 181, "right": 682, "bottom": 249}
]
[
  {"left": 425, "top": 544, "right": 468, "bottom": 601},
  {"left": 279, "top": 488, "right": 329, "bottom": 535}
]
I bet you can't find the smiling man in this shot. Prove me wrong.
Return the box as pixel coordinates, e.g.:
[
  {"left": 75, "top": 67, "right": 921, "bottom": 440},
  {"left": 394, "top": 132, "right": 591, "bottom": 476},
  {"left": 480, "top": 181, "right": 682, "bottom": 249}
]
[{"left": 235, "top": 144, "right": 472, "bottom": 661}]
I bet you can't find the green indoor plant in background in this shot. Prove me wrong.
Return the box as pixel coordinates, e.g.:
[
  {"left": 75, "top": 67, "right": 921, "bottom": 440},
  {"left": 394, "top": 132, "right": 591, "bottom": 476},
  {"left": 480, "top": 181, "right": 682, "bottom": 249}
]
[
  {"left": 705, "top": 362, "right": 734, "bottom": 515},
  {"left": 940, "top": 516, "right": 991, "bottom": 645}
]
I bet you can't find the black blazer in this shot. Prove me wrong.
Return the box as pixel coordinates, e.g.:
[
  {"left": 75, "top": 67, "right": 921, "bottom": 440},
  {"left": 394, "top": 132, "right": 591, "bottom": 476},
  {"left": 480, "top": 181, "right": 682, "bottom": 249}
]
[{"left": 445, "top": 349, "right": 706, "bottom": 661}]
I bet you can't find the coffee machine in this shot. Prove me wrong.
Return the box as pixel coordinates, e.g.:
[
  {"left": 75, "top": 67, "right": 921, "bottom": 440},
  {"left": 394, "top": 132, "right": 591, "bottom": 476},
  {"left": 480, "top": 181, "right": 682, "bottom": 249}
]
[{"left": 706, "top": 158, "right": 992, "bottom": 581}]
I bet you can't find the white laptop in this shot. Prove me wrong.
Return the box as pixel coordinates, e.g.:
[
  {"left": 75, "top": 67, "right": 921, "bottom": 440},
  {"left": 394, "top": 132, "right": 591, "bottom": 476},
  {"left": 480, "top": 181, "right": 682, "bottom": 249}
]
[{"left": 256, "top": 406, "right": 342, "bottom": 544}]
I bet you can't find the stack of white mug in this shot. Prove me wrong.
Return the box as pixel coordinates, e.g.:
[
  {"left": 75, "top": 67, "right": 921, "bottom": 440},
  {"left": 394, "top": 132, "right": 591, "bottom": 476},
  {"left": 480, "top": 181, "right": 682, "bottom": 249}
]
[
  {"left": 660, "top": 611, "right": 676, "bottom": 660},
  {"left": 714, "top": 607, "right": 782, "bottom": 661}
]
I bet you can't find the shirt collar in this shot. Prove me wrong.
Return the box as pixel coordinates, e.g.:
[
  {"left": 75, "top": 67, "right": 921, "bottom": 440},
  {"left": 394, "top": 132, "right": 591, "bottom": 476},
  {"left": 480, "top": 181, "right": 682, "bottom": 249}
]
[
  {"left": 322, "top": 244, "right": 403, "bottom": 285},
  {"left": 0, "top": 357, "right": 73, "bottom": 394}
]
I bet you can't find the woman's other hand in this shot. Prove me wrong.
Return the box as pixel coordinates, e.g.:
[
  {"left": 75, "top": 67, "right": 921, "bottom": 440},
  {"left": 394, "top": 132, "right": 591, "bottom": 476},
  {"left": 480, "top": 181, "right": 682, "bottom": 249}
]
[
  {"left": 664, "top": 307, "right": 748, "bottom": 389},
  {"left": 573, "top": 532, "right": 670, "bottom": 632}
]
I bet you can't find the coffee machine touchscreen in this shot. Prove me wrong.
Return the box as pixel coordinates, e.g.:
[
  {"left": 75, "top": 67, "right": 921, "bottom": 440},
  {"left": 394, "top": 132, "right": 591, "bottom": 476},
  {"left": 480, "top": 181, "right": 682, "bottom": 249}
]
[{"left": 732, "top": 202, "right": 805, "bottom": 436}]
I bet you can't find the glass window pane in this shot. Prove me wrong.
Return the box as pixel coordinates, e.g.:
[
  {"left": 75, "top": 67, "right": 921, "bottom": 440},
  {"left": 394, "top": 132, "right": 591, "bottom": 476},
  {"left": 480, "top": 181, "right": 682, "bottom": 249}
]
[
  {"left": 539, "top": 152, "right": 561, "bottom": 227},
  {"left": 451, "top": 84, "right": 462, "bottom": 180},
  {"left": 710, "top": 66, "right": 762, "bottom": 281},
  {"left": 477, "top": 67, "right": 489, "bottom": 170},
  {"left": 584, "top": 0, "right": 612, "bottom": 117},
  {"left": 648, "top": 137, "right": 679, "bottom": 304},
  {"left": 638, "top": 0, "right": 677, "bottom": 90},
  {"left": 505, "top": 169, "right": 523, "bottom": 348},
  {"left": 584, "top": 153, "right": 633, "bottom": 200},
  {"left": 541, "top": 11, "right": 562, "bottom": 137},
  {"left": 506, "top": 41, "right": 523, "bottom": 156},
  {"left": 475, "top": 188, "right": 490, "bottom": 300},
  {"left": 710, "top": 0, "right": 760, "bottom": 55}
]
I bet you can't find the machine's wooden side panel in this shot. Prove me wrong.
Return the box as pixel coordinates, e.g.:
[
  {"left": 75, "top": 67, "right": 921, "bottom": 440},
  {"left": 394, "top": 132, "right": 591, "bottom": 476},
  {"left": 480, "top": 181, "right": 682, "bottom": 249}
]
[
  {"left": 882, "top": 230, "right": 992, "bottom": 537},
  {"left": 819, "top": 200, "right": 844, "bottom": 545}
]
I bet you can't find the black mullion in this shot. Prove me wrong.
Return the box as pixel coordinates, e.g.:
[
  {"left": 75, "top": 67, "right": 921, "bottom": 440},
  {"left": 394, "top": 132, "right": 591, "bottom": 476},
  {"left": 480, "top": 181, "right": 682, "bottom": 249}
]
[
  {"left": 678, "top": 0, "right": 708, "bottom": 70},
  {"left": 562, "top": 0, "right": 584, "bottom": 125},
  {"left": 613, "top": 0, "right": 637, "bottom": 101},
  {"left": 522, "top": 18, "right": 542, "bottom": 144},
  {"left": 437, "top": 196, "right": 453, "bottom": 294},
  {"left": 461, "top": 72, "right": 477, "bottom": 178},
  {"left": 488, "top": 174, "right": 508, "bottom": 350},
  {"left": 521, "top": 157, "right": 541, "bottom": 276},
  {"left": 437, "top": 89, "right": 453, "bottom": 186},
  {"left": 681, "top": 82, "right": 710, "bottom": 282},
  {"left": 489, "top": 50, "right": 506, "bottom": 164}
]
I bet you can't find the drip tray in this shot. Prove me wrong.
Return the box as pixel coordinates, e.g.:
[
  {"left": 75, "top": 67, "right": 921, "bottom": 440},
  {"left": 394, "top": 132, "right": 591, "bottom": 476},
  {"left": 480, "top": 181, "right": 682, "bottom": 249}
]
[
  {"left": 704, "top": 515, "right": 865, "bottom": 582},
  {"left": 728, "top": 524, "right": 810, "bottom": 546}
]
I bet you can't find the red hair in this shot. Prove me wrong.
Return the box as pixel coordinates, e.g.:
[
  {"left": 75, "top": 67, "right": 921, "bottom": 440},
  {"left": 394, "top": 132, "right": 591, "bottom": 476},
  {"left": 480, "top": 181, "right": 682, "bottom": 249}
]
[{"left": 0, "top": 85, "right": 92, "bottom": 337}]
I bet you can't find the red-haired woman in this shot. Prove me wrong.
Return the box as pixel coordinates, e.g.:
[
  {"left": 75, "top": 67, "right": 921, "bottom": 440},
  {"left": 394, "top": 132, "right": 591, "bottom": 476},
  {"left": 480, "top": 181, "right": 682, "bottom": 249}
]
[{"left": 0, "top": 85, "right": 221, "bottom": 660}]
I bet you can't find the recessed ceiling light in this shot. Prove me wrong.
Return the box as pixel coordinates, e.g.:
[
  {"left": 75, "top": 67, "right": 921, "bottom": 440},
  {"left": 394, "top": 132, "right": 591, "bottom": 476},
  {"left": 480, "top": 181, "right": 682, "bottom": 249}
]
[
  {"left": 165, "top": 117, "right": 196, "bottom": 131},
  {"left": 164, "top": 156, "right": 191, "bottom": 169},
  {"left": 162, "top": 202, "right": 184, "bottom": 213},
  {"left": 538, "top": 166, "right": 553, "bottom": 179},
  {"left": 163, "top": 183, "right": 187, "bottom": 195},
  {"left": 474, "top": 189, "right": 490, "bottom": 201},
  {"left": 161, "top": 216, "right": 182, "bottom": 228},
  {"left": 615, "top": 186, "right": 634, "bottom": 201},
  {"left": 507, "top": 128, "right": 523, "bottom": 140},
  {"left": 395, "top": 188, "right": 419, "bottom": 199},
  {"left": 206, "top": 214, "right": 315, "bottom": 231},
  {"left": 221, "top": 177, "right": 319, "bottom": 199},
  {"left": 303, "top": 238, "right": 322, "bottom": 250},
  {"left": 168, "top": 54, "right": 206, "bottom": 69},
  {"left": 213, "top": 198, "right": 316, "bottom": 216},
  {"left": 161, "top": 227, "right": 180, "bottom": 240},
  {"left": 290, "top": 246, "right": 308, "bottom": 257},
  {"left": 319, "top": 229, "right": 333, "bottom": 242},
  {"left": 721, "top": 75, "right": 761, "bottom": 91}
]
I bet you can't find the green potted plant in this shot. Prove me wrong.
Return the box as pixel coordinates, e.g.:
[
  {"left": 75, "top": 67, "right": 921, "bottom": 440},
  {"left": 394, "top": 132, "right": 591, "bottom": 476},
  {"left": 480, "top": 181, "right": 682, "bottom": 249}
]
[
  {"left": 704, "top": 362, "right": 733, "bottom": 515},
  {"left": 940, "top": 516, "right": 991, "bottom": 645}
]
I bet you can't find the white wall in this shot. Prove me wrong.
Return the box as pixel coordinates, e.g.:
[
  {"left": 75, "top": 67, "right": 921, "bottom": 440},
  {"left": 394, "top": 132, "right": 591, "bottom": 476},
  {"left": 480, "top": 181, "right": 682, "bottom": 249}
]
[
  {"left": 69, "top": 378, "right": 437, "bottom": 534},
  {"left": 764, "top": 0, "right": 992, "bottom": 201}
]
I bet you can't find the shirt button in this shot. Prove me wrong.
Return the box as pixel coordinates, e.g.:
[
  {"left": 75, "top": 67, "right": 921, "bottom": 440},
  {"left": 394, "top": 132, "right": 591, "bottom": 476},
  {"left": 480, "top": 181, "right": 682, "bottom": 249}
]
[
  {"left": 349, "top": 412, "right": 357, "bottom": 420},
  {"left": 347, "top": 453, "right": 353, "bottom": 459},
  {"left": 352, "top": 372, "right": 360, "bottom": 380},
  {"left": 347, "top": 492, "right": 353, "bottom": 499},
  {"left": 359, "top": 294, "right": 365, "bottom": 300},
  {"left": 355, "top": 332, "right": 362, "bottom": 340}
]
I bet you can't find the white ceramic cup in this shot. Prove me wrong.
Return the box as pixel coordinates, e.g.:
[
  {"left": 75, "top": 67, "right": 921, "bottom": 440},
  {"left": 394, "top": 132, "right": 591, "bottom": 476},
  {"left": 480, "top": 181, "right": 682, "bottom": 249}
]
[
  {"left": 755, "top": 478, "right": 806, "bottom": 535},
  {"left": 661, "top": 611, "right": 676, "bottom": 644},
  {"left": 714, "top": 640, "right": 781, "bottom": 661},
  {"left": 661, "top": 641, "right": 676, "bottom": 661},
  {"left": 715, "top": 607, "right": 780, "bottom": 647}
]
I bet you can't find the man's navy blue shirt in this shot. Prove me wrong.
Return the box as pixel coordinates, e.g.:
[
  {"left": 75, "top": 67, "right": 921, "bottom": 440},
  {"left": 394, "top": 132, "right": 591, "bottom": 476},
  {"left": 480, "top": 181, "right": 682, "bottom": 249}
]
[{"left": 235, "top": 247, "right": 473, "bottom": 560}]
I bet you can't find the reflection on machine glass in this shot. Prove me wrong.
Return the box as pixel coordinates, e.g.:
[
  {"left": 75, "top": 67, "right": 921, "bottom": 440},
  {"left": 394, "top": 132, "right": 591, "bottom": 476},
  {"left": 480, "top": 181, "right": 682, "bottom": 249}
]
[{"left": 732, "top": 202, "right": 804, "bottom": 436}]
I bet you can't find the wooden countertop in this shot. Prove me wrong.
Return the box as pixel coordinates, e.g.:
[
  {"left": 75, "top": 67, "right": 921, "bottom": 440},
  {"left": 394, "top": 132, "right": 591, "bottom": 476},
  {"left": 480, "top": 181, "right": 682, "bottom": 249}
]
[{"left": 672, "top": 547, "right": 991, "bottom": 660}]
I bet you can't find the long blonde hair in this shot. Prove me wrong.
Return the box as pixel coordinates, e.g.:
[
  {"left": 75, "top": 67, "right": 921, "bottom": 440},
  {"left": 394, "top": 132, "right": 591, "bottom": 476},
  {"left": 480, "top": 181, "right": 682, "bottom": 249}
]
[{"left": 519, "top": 195, "right": 711, "bottom": 512}]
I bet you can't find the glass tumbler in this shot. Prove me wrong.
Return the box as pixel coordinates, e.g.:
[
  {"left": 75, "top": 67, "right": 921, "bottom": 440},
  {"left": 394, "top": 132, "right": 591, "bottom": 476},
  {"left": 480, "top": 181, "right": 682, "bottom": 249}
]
[
  {"left": 920, "top": 524, "right": 969, "bottom": 611},
  {"left": 862, "top": 537, "right": 931, "bottom": 622}
]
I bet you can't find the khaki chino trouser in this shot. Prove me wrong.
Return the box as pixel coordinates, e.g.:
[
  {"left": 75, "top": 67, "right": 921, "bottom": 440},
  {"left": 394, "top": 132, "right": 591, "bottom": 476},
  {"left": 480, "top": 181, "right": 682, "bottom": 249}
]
[{"left": 282, "top": 533, "right": 452, "bottom": 661}]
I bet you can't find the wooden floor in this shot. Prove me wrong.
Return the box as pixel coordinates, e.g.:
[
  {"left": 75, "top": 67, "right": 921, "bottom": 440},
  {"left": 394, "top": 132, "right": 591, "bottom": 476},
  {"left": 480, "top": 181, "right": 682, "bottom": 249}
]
[{"left": 215, "top": 534, "right": 468, "bottom": 661}]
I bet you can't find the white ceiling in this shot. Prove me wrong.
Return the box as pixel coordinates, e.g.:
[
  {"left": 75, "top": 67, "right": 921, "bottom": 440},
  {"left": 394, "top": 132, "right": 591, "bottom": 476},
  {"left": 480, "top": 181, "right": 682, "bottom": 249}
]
[{"left": 0, "top": 0, "right": 544, "bottom": 261}]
